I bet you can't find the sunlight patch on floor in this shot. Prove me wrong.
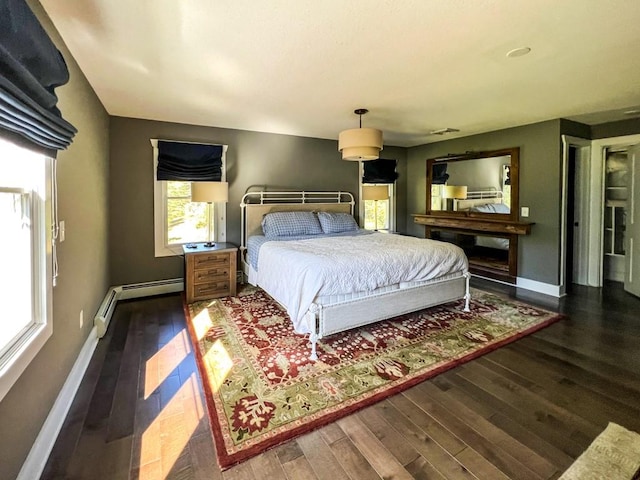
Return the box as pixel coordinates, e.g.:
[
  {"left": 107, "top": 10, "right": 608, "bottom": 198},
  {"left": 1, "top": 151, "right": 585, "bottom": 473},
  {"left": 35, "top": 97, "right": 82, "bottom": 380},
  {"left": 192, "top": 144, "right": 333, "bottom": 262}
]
[
  {"left": 144, "top": 330, "right": 191, "bottom": 400},
  {"left": 191, "top": 306, "right": 214, "bottom": 341},
  {"left": 139, "top": 372, "right": 204, "bottom": 477},
  {"left": 203, "top": 339, "right": 233, "bottom": 393}
]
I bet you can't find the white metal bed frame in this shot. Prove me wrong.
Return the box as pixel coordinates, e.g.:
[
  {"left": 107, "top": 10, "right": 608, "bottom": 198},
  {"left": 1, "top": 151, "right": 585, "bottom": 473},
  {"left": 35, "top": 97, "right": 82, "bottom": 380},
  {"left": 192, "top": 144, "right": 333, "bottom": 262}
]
[
  {"left": 240, "top": 190, "right": 471, "bottom": 360},
  {"left": 455, "top": 189, "right": 504, "bottom": 211}
]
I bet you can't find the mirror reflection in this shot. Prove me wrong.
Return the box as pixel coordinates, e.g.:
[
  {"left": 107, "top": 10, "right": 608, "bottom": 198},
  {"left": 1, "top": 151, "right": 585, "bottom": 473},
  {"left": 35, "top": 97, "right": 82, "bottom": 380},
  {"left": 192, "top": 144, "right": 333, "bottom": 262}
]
[
  {"left": 430, "top": 155, "right": 511, "bottom": 213},
  {"left": 426, "top": 147, "right": 519, "bottom": 220}
]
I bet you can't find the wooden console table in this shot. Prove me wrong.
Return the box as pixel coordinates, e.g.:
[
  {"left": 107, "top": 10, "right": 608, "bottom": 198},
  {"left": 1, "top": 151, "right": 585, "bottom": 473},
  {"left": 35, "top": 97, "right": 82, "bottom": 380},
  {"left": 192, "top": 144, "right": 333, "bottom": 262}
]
[{"left": 412, "top": 214, "right": 533, "bottom": 283}]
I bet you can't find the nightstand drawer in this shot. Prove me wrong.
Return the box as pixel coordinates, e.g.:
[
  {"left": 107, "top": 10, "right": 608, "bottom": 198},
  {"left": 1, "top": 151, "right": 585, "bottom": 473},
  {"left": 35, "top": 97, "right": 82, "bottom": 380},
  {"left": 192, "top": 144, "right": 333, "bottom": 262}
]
[
  {"left": 194, "top": 253, "right": 230, "bottom": 269},
  {"left": 193, "top": 267, "right": 229, "bottom": 283},
  {"left": 194, "top": 281, "right": 230, "bottom": 298}
]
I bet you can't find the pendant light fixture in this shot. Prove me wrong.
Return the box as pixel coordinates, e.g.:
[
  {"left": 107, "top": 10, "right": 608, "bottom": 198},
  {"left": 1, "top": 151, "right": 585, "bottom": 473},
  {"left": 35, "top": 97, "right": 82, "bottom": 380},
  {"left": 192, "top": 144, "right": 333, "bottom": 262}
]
[{"left": 338, "top": 109, "right": 383, "bottom": 161}]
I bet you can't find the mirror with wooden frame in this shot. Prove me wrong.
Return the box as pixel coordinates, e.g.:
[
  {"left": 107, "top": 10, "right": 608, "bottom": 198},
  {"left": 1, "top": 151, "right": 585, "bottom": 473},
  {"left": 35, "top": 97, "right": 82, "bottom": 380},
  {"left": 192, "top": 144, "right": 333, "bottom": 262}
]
[{"left": 426, "top": 147, "right": 519, "bottom": 222}]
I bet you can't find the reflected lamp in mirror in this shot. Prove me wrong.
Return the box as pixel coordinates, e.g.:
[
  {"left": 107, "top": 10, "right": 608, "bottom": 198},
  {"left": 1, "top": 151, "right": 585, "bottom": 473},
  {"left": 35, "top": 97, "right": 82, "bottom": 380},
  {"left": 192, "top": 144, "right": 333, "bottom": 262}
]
[
  {"left": 191, "top": 181, "right": 229, "bottom": 247},
  {"left": 362, "top": 185, "right": 389, "bottom": 231},
  {"left": 442, "top": 185, "right": 467, "bottom": 211}
]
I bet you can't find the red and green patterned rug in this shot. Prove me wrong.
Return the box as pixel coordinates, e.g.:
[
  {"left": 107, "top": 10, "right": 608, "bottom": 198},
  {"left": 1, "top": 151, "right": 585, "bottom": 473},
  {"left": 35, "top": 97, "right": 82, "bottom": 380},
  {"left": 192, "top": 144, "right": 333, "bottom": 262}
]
[{"left": 184, "top": 285, "right": 562, "bottom": 470}]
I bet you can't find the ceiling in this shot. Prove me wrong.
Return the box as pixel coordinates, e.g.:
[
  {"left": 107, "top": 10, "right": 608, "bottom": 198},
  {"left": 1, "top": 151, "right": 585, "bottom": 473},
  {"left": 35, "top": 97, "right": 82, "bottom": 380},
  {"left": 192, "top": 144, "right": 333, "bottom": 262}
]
[{"left": 41, "top": 0, "right": 640, "bottom": 147}]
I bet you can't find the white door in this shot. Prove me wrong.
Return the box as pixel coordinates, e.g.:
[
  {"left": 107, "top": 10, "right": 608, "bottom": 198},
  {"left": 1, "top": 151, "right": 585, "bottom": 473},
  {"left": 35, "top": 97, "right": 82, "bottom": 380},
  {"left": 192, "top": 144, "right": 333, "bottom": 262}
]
[{"left": 625, "top": 144, "right": 640, "bottom": 297}]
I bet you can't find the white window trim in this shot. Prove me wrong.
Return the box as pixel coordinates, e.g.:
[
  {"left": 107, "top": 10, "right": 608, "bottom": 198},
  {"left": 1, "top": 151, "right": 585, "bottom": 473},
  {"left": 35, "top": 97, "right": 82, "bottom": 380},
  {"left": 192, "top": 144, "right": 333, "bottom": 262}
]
[
  {"left": 151, "top": 140, "right": 227, "bottom": 257},
  {"left": 359, "top": 162, "right": 396, "bottom": 232},
  {"left": 0, "top": 157, "right": 53, "bottom": 403}
]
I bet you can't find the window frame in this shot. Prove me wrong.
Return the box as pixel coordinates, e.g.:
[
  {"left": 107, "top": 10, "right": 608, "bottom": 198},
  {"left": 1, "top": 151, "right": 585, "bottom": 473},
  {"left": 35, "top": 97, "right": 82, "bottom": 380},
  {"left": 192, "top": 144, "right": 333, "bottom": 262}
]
[
  {"left": 0, "top": 149, "right": 53, "bottom": 403},
  {"left": 152, "top": 140, "right": 227, "bottom": 257},
  {"left": 359, "top": 163, "right": 396, "bottom": 232}
]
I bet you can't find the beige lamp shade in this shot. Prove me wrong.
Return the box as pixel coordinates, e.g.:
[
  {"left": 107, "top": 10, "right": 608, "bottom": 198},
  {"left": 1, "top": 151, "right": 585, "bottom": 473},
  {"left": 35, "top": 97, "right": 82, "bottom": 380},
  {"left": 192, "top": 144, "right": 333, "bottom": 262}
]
[
  {"left": 191, "top": 181, "right": 229, "bottom": 203},
  {"left": 338, "top": 127, "right": 383, "bottom": 161},
  {"left": 362, "top": 185, "right": 389, "bottom": 201},
  {"left": 442, "top": 185, "right": 467, "bottom": 199}
]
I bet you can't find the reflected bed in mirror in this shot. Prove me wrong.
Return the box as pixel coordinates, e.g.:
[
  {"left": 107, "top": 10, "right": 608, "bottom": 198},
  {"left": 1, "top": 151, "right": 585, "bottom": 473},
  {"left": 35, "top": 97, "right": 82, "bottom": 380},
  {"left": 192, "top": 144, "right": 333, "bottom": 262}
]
[{"left": 427, "top": 147, "right": 519, "bottom": 222}]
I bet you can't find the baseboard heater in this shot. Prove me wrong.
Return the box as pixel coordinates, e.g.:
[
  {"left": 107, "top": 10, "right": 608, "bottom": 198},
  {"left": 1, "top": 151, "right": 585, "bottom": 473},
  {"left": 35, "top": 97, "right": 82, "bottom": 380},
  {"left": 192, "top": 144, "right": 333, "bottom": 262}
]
[{"left": 94, "top": 278, "right": 183, "bottom": 338}]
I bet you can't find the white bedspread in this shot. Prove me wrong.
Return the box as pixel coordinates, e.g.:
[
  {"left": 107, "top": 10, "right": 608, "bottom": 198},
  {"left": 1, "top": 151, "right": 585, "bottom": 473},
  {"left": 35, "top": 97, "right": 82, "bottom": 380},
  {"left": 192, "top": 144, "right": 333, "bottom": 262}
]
[{"left": 256, "top": 233, "right": 468, "bottom": 333}]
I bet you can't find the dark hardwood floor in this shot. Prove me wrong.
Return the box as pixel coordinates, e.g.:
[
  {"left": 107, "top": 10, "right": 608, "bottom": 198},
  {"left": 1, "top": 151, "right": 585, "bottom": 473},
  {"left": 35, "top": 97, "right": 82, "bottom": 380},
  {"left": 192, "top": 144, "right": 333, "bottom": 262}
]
[{"left": 41, "top": 280, "right": 640, "bottom": 480}]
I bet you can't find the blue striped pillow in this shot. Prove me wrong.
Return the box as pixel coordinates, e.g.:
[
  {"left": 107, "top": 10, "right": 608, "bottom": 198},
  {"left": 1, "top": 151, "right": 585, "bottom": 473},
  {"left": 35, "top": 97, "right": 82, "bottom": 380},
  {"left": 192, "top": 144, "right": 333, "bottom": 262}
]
[
  {"left": 261, "top": 211, "right": 323, "bottom": 238},
  {"left": 317, "top": 212, "right": 359, "bottom": 233}
]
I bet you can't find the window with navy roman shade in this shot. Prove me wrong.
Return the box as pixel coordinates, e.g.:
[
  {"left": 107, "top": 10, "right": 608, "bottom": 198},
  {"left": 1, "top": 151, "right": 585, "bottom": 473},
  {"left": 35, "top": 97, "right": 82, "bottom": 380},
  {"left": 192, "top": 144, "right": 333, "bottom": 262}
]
[
  {"left": 156, "top": 141, "right": 223, "bottom": 181},
  {"left": 362, "top": 159, "right": 398, "bottom": 184},
  {"left": 0, "top": 0, "right": 77, "bottom": 154}
]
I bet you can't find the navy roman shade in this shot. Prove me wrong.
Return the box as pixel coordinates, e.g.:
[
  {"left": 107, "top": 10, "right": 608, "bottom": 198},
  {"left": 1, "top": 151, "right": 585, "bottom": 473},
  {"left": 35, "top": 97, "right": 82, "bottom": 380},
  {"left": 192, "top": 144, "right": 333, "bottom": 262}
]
[
  {"left": 0, "top": 0, "right": 77, "bottom": 154},
  {"left": 156, "top": 141, "right": 223, "bottom": 181},
  {"left": 362, "top": 159, "right": 398, "bottom": 184}
]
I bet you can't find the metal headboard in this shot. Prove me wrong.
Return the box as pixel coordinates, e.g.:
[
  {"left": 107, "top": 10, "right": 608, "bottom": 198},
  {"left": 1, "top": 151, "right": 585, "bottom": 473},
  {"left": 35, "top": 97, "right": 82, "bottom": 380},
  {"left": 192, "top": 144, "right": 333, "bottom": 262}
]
[{"left": 239, "top": 190, "right": 355, "bottom": 252}]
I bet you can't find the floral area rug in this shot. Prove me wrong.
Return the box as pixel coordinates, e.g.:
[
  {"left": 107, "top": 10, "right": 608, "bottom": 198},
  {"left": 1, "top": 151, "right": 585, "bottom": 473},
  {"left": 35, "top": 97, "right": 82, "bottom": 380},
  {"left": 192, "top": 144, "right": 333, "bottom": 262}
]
[{"left": 184, "top": 285, "right": 562, "bottom": 470}]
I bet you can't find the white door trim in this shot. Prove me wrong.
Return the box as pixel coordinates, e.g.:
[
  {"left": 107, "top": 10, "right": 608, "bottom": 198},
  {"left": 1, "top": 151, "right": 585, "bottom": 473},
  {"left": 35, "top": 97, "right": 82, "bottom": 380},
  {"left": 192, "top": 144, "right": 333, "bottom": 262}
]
[{"left": 560, "top": 136, "right": 591, "bottom": 293}]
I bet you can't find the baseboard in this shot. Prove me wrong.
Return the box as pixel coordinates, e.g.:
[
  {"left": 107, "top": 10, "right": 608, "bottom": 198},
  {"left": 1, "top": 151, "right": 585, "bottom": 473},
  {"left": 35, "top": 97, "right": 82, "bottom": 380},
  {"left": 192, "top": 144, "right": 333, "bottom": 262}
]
[
  {"left": 17, "top": 327, "right": 99, "bottom": 480},
  {"left": 18, "top": 278, "right": 185, "bottom": 479},
  {"left": 94, "top": 278, "right": 183, "bottom": 337},
  {"left": 516, "top": 277, "right": 562, "bottom": 297}
]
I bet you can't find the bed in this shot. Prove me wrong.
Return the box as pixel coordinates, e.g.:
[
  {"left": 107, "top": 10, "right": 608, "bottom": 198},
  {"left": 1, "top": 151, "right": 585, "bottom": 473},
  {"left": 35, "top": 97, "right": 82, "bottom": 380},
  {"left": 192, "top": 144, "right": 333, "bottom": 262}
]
[
  {"left": 240, "top": 190, "right": 471, "bottom": 360},
  {"left": 454, "top": 189, "right": 505, "bottom": 212}
]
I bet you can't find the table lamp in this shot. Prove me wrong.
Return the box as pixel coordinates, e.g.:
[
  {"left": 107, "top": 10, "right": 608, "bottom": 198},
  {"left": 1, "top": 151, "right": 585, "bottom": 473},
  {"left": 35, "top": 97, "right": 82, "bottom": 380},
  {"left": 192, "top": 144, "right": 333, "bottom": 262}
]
[
  {"left": 362, "top": 185, "right": 389, "bottom": 230},
  {"left": 191, "top": 181, "right": 228, "bottom": 247}
]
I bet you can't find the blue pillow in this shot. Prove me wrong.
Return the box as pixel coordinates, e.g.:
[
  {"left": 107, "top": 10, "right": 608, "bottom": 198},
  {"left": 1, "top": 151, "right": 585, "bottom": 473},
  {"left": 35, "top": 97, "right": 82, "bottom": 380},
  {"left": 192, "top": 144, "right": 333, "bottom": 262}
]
[
  {"left": 261, "top": 211, "right": 323, "bottom": 238},
  {"left": 470, "top": 203, "right": 510, "bottom": 214},
  {"left": 317, "top": 212, "right": 358, "bottom": 233}
]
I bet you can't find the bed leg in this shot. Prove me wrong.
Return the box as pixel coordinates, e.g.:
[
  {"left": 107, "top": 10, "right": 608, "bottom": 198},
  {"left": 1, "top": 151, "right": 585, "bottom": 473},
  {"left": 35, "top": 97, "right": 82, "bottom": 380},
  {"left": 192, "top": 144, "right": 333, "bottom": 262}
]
[
  {"left": 309, "top": 332, "right": 318, "bottom": 361},
  {"left": 463, "top": 272, "right": 471, "bottom": 312}
]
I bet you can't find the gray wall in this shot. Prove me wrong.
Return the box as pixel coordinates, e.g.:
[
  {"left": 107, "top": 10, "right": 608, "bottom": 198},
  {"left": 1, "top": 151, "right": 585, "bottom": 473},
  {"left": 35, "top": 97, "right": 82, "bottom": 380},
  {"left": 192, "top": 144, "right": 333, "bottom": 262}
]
[
  {"left": 407, "top": 120, "right": 562, "bottom": 285},
  {"left": 0, "top": 2, "right": 110, "bottom": 479},
  {"left": 591, "top": 117, "right": 640, "bottom": 139},
  {"left": 109, "top": 117, "right": 407, "bottom": 285}
]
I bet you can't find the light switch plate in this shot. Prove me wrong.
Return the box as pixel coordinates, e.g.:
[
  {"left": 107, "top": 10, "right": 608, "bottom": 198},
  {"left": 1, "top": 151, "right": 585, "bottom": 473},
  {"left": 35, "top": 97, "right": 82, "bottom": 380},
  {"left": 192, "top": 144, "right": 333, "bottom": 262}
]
[
  {"left": 59, "top": 220, "right": 65, "bottom": 242},
  {"left": 521, "top": 207, "right": 530, "bottom": 217}
]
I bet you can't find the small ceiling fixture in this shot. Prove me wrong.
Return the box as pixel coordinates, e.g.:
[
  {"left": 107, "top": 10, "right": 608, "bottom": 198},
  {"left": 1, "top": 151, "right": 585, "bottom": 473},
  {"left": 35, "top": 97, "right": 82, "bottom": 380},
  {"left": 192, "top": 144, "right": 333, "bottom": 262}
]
[
  {"left": 506, "top": 46, "right": 532, "bottom": 58},
  {"left": 430, "top": 127, "right": 460, "bottom": 135},
  {"left": 338, "top": 108, "right": 383, "bottom": 161}
]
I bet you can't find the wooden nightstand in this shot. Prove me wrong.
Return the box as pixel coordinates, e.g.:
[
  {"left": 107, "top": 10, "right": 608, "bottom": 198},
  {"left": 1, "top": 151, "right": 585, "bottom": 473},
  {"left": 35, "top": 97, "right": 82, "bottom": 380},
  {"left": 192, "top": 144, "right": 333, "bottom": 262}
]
[{"left": 182, "top": 243, "right": 237, "bottom": 303}]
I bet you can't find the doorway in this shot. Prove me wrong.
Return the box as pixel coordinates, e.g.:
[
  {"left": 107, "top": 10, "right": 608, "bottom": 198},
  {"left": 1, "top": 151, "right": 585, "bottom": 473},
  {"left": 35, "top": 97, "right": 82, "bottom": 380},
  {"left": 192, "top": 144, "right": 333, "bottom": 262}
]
[{"left": 587, "top": 134, "right": 640, "bottom": 288}]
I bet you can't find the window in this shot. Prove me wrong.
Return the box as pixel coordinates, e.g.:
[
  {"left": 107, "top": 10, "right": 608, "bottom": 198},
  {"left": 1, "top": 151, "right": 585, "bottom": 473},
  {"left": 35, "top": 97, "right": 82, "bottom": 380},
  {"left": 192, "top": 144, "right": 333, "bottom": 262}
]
[
  {"left": 152, "top": 141, "right": 227, "bottom": 256},
  {"left": 362, "top": 186, "right": 393, "bottom": 231},
  {"left": 0, "top": 138, "right": 52, "bottom": 402},
  {"left": 360, "top": 160, "right": 397, "bottom": 232}
]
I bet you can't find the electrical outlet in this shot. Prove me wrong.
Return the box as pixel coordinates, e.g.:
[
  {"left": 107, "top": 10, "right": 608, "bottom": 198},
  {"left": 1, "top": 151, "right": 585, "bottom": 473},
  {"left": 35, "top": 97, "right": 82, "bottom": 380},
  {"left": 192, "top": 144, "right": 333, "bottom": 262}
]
[
  {"left": 79, "top": 309, "right": 84, "bottom": 329},
  {"left": 521, "top": 207, "right": 530, "bottom": 217}
]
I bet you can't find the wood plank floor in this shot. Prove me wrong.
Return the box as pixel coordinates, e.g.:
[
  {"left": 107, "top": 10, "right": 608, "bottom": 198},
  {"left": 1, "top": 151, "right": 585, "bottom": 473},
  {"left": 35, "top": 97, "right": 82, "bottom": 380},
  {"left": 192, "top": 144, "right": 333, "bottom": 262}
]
[{"left": 41, "top": 280, "right": 640, "bottom": 480}]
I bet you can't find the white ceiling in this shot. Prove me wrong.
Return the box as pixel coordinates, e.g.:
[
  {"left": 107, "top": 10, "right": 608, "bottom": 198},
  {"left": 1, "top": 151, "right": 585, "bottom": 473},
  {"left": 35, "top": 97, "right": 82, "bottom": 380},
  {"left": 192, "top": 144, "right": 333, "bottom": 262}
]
[{"left": 41, "top": 0, "right": 640, "bottom": 147}]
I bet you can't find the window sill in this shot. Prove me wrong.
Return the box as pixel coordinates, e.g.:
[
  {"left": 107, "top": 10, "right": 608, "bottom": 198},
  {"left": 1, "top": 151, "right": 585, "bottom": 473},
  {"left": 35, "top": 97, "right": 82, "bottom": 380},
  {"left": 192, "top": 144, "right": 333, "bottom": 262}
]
[{"left": 0, "top": 320, "right": 52, "bottom": 402}]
